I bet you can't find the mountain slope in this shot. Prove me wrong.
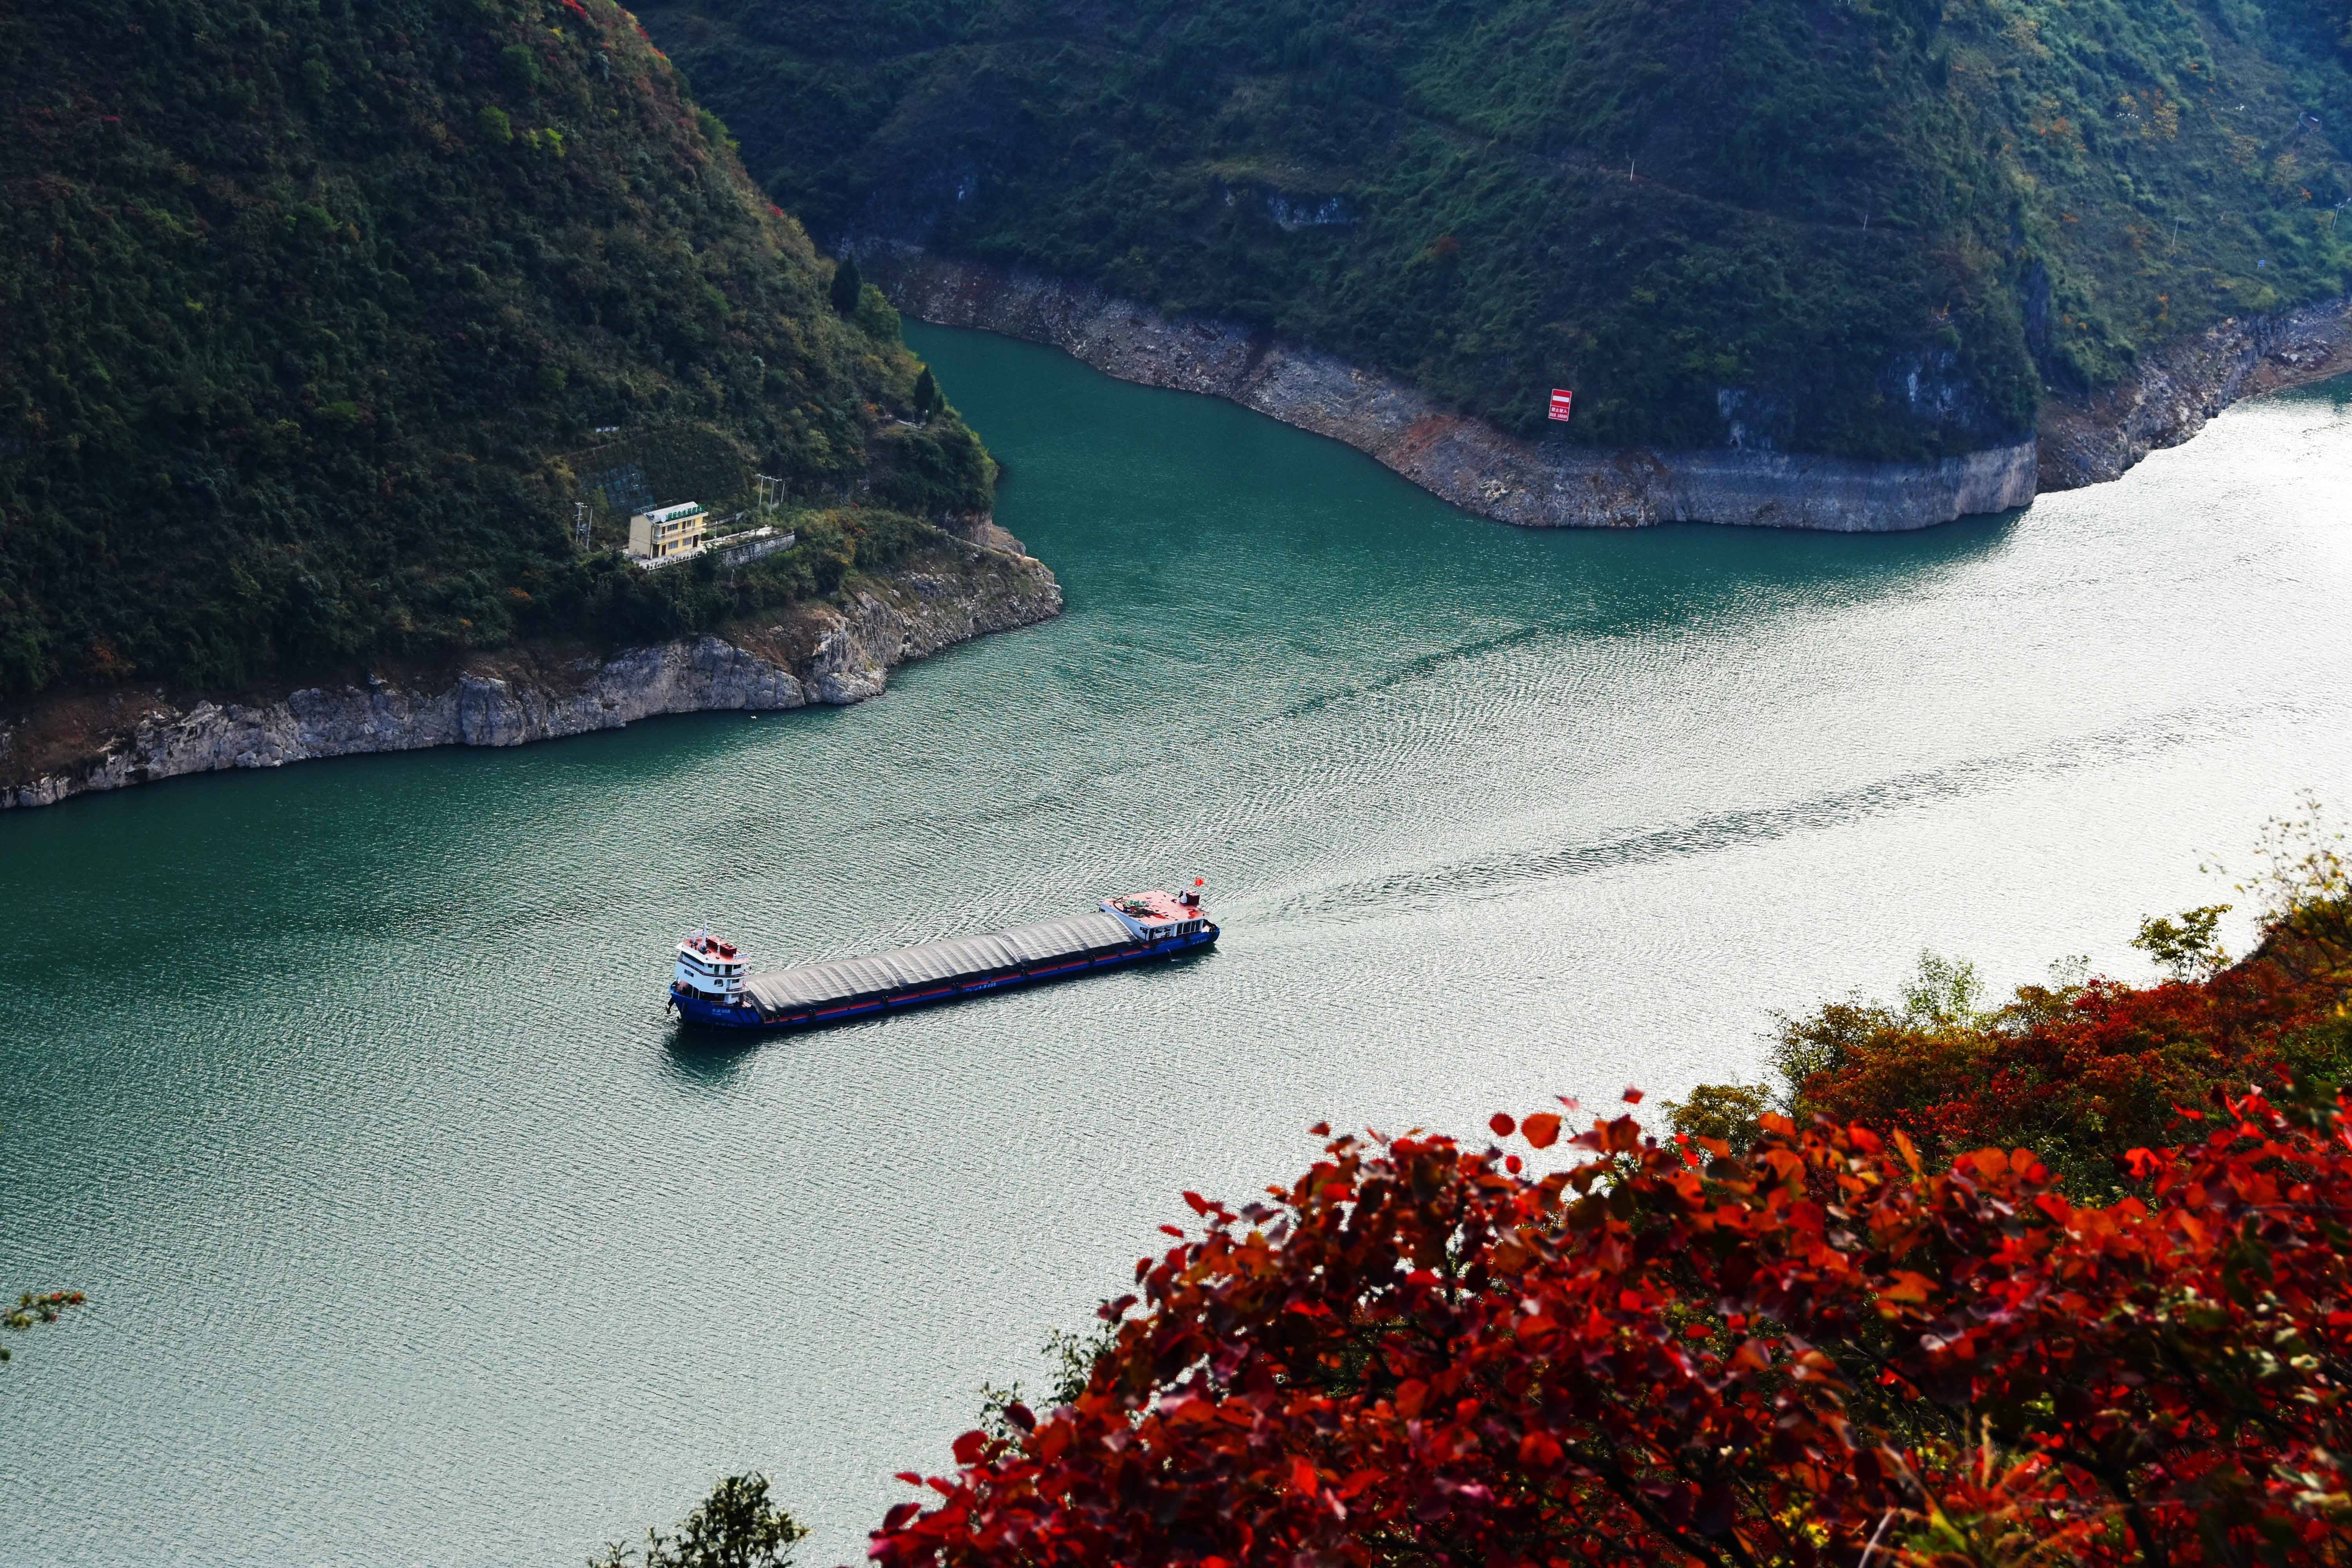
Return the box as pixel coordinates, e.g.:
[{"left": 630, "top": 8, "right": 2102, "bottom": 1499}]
[
  {"left": 0, "top": 0, "right": 1001, "bottom": 702},
  {"left": 648, "top": 0, "right": 2352, "bottom": 466}
]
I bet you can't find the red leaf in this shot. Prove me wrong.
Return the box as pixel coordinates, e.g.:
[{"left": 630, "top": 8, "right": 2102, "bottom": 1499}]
[
  {"left": 1883, "top": 1270, "right": 1936, "bottom": 1305},
  {"left": 1490, "top": 1112, "right": 1517, "bottom": 1136},
  {"left": 952, "top": 1430, "right": 988, "bottom": 1466},
  {"left": 1622, "top": 1085, "right": 1644, "bottom": 1104},
  {"left": 1523, "top": 1112, "right": 1563, "bottom": 1149}
]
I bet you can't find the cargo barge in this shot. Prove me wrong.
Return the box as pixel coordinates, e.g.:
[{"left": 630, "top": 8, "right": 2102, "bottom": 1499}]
[{"left": 665, "top": 883, "right": 1217, "bottom": 1031}]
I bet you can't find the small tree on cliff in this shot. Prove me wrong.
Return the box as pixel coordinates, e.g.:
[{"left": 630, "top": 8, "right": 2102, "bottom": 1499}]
[
  {"left": 911, "top": 367, "right": 940, "bottom": 423},
  {"left": 829, "top": 255, "right": 863, "bottom": 317},
  {"left": 593, "top": 1473, "right": 806, "bottom": 1568}
]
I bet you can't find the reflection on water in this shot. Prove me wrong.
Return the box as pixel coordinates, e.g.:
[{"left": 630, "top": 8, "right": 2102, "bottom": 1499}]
[
  {"left": 1, "top": 333, "right": 2347, "bottom": 1568},
  {"left": 662, "top": 1029, "right": 765, "bottom": 1091}
]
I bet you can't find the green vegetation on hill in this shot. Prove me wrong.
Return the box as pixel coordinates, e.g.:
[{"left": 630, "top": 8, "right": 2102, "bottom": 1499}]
[
  {"left": 0, "top": 0, "right": 994, "bottom": 702},
  {"left": 649, "top": 0, "right": 2352, "bottom": 461}
]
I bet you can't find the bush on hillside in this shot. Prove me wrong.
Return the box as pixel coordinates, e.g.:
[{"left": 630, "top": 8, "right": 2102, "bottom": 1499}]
[
  {"left": 1741, "top": 801, "right": 2352, "bottom": 1189},
  {"left": 593, "top": 1472, "right": 805, "bottom": 1568}
]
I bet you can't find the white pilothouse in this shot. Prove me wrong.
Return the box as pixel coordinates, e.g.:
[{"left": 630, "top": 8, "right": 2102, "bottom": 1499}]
[{"left": 671, "top": 931, "right": 750, "bottom": 1011}]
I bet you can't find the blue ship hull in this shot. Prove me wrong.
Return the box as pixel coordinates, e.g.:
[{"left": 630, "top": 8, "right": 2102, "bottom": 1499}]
[{"left": 669, "top": 923, "right": 1218, "bottom": 1031}]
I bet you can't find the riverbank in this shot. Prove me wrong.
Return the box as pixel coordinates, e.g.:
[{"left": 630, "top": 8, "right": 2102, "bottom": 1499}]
[
  {"left": 2036, "top": 293, "right": 2352, "bottom": 489},
  {"left": 861, "top": 243, "right": 2352, "bottom": 529},
  {"left": 0, "top": 528, "right": 1060, "bottom": 811}
]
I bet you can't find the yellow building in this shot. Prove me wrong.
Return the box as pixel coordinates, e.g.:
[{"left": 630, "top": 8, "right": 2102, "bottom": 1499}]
[{"left": 627, "top": 501, "right": 708, "bottom": 561}]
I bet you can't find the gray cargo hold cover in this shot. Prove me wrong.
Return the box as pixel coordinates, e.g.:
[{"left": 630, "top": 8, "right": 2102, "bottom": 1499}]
[{"left": 742, "top": 911, "right": 1136, "bottom": 1015}]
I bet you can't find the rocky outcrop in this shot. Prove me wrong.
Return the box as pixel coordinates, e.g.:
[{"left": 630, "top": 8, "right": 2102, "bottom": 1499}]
[
  {"left": 0, "top": 538, "right": 1060, "bottom": 811},
  {"left": 860, "top": 244, "right": 2038, "bottom": 533},
  {"left": 2036, "top": 294, "right": 2352, "bottom": 490}
]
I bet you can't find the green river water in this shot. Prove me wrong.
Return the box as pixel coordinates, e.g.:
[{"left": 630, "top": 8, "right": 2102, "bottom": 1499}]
[{"left": 4, "top": 324, "right": 2350, "bottom": 1564}]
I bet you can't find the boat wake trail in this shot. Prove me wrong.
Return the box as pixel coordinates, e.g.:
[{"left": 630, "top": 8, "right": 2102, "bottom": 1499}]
[{"left": 1265, "top": 695, "right": 2339, "bottom": 927}]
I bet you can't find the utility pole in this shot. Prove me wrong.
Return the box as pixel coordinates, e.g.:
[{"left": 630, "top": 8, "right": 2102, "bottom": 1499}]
[
  {"left": 755, "top": 473, "right": 785, "bottom": 516},
  {"left": 574, "top": 501, "right": 591, "bottom": 551}
]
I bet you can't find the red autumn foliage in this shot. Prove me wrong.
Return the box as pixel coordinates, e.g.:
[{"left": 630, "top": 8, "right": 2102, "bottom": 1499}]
[
  {"left": 1781, "top": 912, "right": 2352, "bottom": 1184},
  {"left": 871, "top": 1091, "right": 2352, "bottom": 1568},
  {"left": 870, "top": 830, "right": 2352, "bottom": 1567}
]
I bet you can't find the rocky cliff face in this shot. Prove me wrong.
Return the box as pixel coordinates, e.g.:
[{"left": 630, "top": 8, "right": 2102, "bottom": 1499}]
[
  {"left": 0, "top": 536, "right": 1060, "bottom": 811},
  {"left": 867, "top": 244, "right": 2352, "bottom": 528},
  {"left": 2036, "top": 294, "right": 2352, "bottom": 490},
  {"left": 862, "top": 245, "right": 2038, "bottom": 533}
]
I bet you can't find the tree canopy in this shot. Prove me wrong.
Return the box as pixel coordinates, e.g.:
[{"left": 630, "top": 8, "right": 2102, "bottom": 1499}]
[{"left": 595, "top": 1472, "right": 807, "bottom": 1568}]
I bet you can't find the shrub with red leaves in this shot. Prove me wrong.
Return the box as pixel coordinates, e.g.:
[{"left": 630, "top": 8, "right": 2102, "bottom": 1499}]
[
  {"left": 871, "top": 1091, "right": 2352, "bottom": 1568},
  {"left": 1767, "top": 817, "right": 2352, "bottom": 1187},
  {"left": 1779, "top": 946, "right": 2349, "bottom": 1188}
]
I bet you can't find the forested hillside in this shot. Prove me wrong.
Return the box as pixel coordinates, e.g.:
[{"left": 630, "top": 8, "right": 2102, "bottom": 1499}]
[
  {"left": 0, "top": 0, "right": 994, "bottom": 702},
  {"left": 649, "top": 0, "right": 2352, "bottom": 462}
]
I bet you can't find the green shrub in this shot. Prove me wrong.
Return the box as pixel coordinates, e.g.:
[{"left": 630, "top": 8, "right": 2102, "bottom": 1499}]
[{"left": 829, "top": 254, "right": 863, "bottom": 316}]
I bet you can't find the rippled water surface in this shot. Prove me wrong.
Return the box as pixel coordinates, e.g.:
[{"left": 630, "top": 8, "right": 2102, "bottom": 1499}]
[{"left": 5, "top": 328, "right": 2350, "bottom": 1564}]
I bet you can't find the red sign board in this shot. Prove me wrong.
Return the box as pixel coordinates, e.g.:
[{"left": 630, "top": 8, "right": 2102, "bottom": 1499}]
[{"left": 1548, "top": 388, "right": 1574, "bottom": 422}]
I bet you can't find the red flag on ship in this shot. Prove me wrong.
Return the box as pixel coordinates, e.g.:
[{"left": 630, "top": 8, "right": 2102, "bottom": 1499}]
[{"left": 1548, "top": 388, "right": 1574, "bottom": 422}]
